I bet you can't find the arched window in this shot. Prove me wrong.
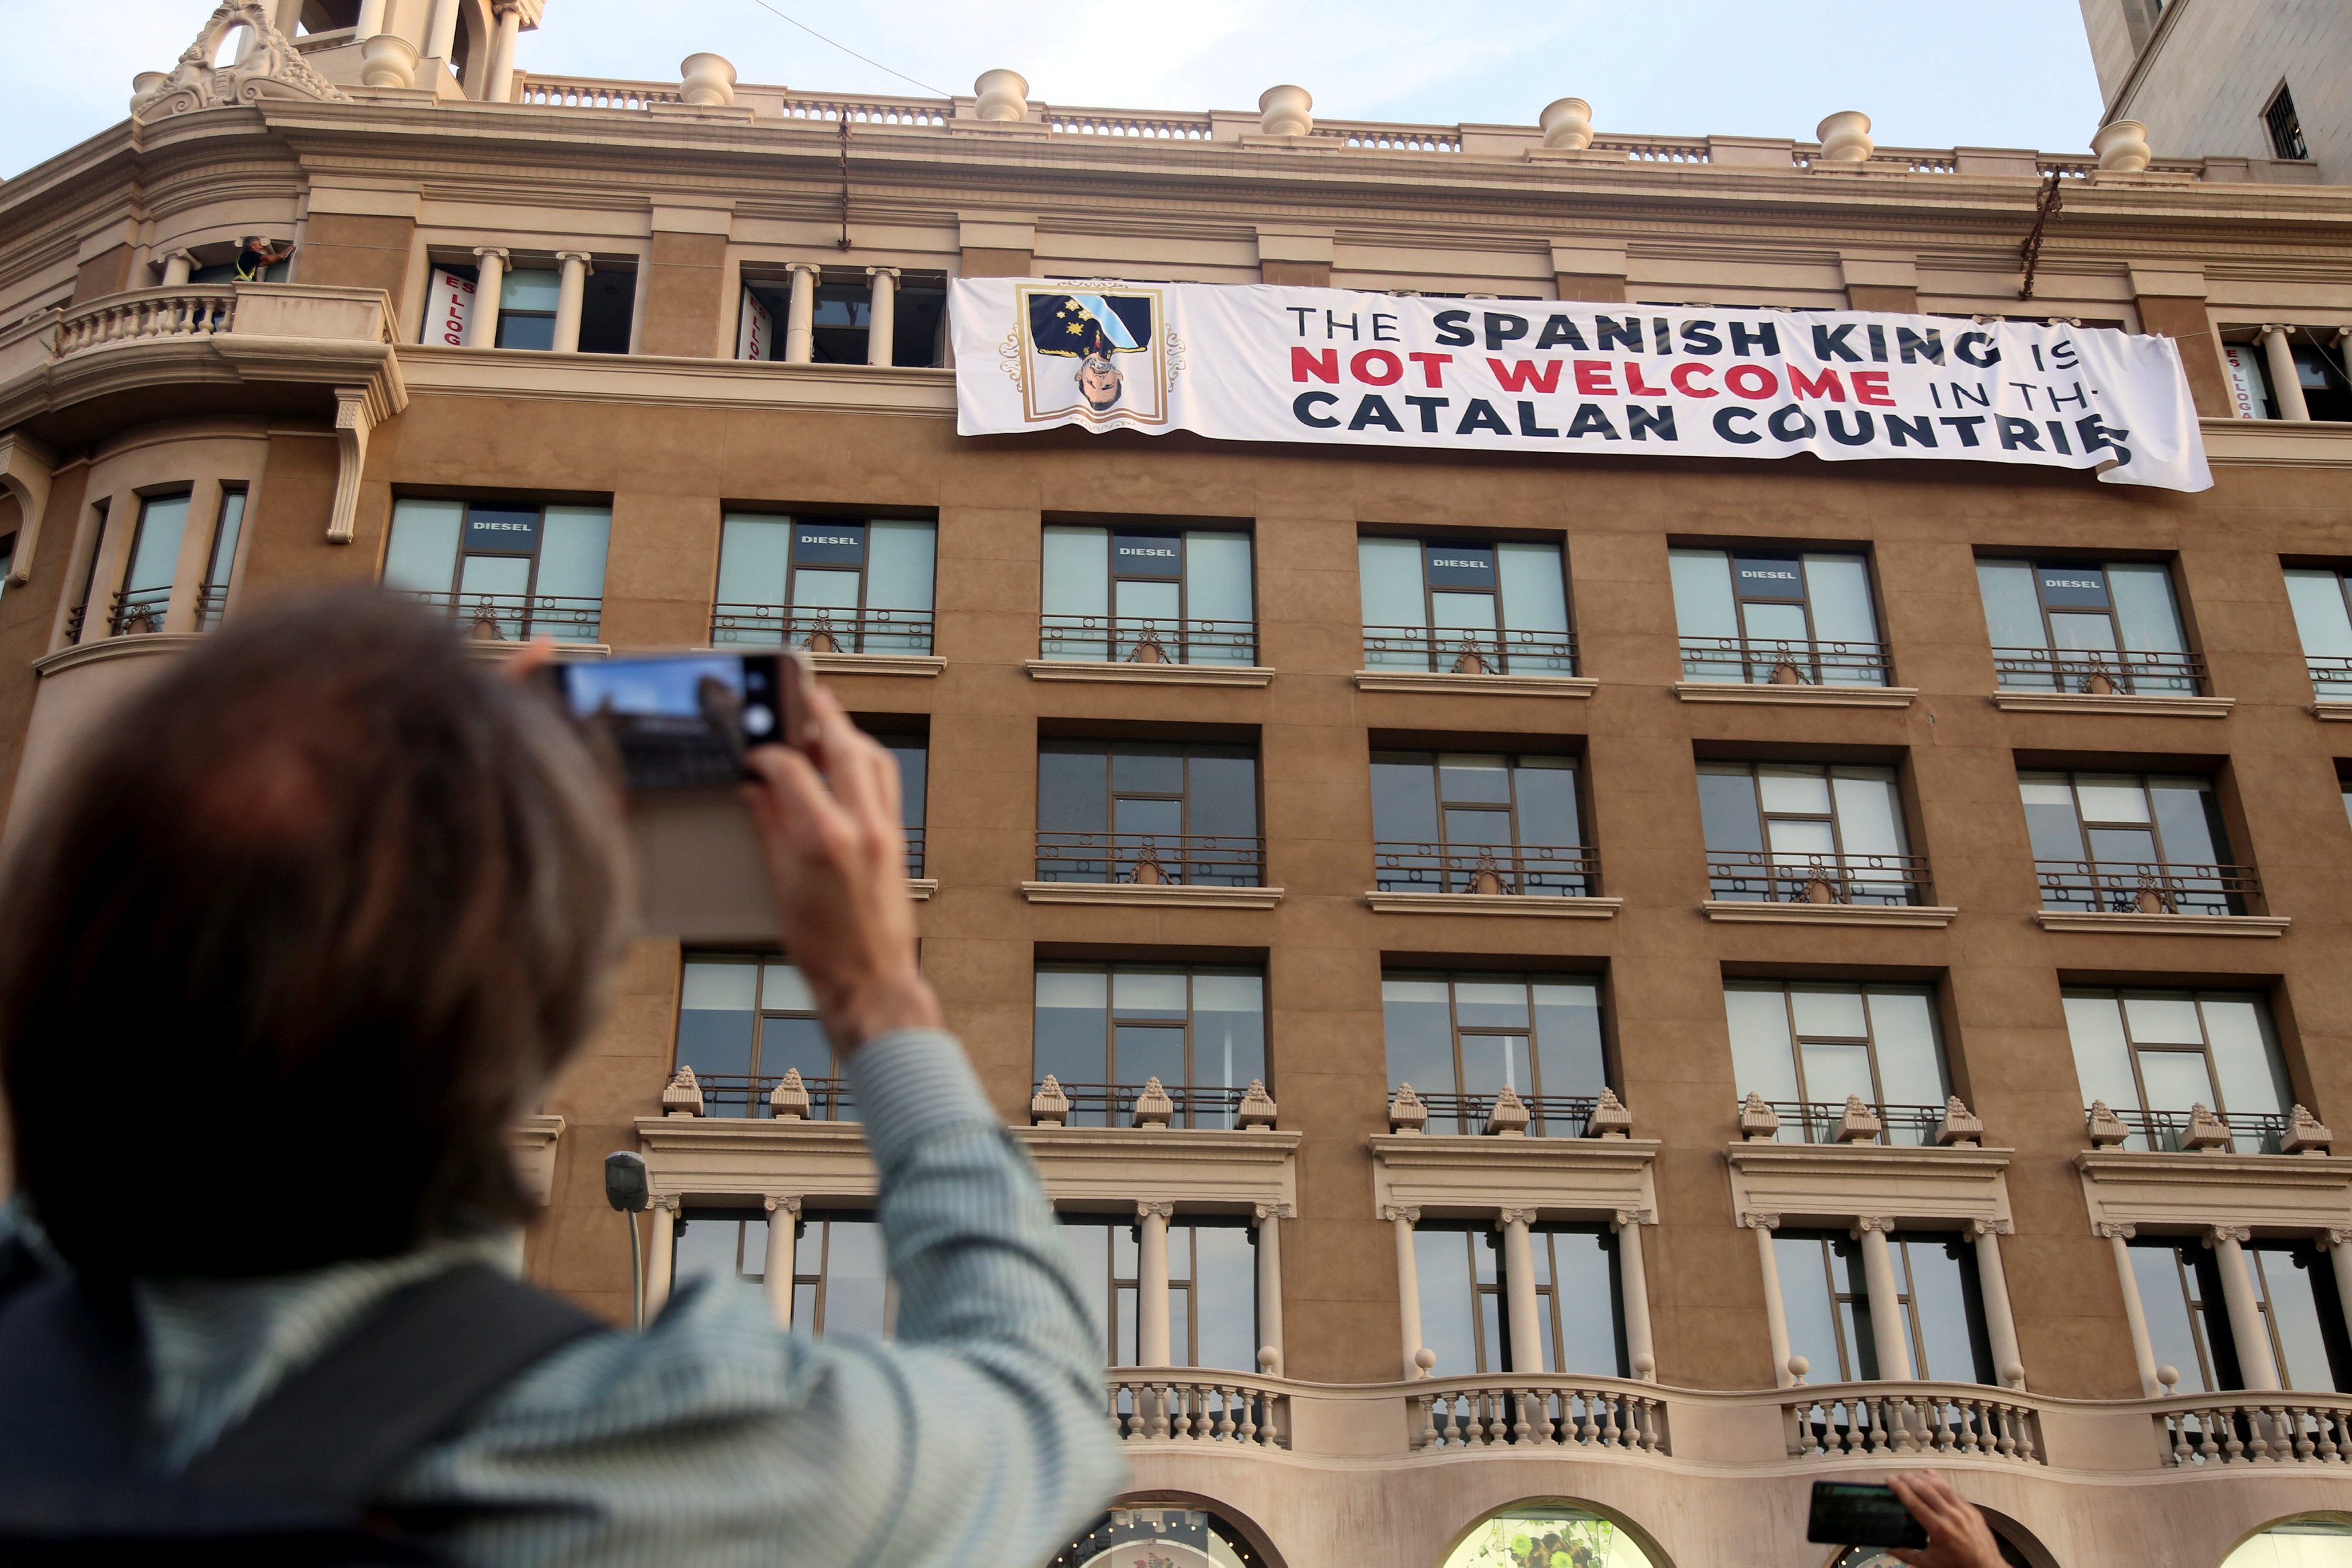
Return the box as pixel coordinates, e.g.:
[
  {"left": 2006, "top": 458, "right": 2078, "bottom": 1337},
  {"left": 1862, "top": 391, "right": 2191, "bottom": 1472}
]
[
  {"left": 1445, "top": 1504, "right": 1661, "bottom": 1568},
  {"left": 2221, "top": 1515, "right": 2352, "bottom": 1567},
  {"left": 1048, "top": 1503, "right": 1271, "bottom": 1568}
]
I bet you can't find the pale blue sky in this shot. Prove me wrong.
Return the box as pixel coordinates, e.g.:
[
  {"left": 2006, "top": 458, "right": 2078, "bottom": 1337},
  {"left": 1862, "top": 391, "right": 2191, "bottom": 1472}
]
[{"left": 3, "top": 0, "right": 2107, "bottom": 180}]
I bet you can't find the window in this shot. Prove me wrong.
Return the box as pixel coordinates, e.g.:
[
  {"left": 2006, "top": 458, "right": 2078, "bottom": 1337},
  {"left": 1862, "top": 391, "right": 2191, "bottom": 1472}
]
[
  {"left": 2284, "top": 568, "right": 2352, "bottom": 693},
  {"left": 1724, "top": 981, "right": 1949, "bottom": 1144},
  {"left": 1060, "top": 1215, "right": 1259, "bottom": 1368},
  {"left": 674, "top": 955, "right": 851, "bottom": 1119},
  {"left": 876, "top": 731, "right": 927, "bottom": 877},
  {"left": 381, "top": 497, "right": 610, "bottom": 642},
  {"left": 1359, "top": 535, "right": 1572, "bottom": 674},
  {"left": 198, "top": 488, "right": 243, "bottom": 629},
  {"left": 1777, "top": 1230, "right": 1992, "bottom": 1383},
  {"left": 1382, "top": 972, "right": 1606, "bottom": 1135},
  {"left": 1370, "top": 752, "right": 1591, "bottom": 896},
  {"left": 739, "top": 271, "right": 947, "bottom": 366},
  {"left": 1976, "top": 558, "right": 2199, "bottom": 694},
  {"left": 1036, "top": 738, "right": 1260, "bottom": 885},
  {"left": 2267, "top": 85, "right": 2309, "bottom": 161},
  {"left": 1051, "top": 1509, "right": 1273, "bottom": 1568},
  {"left": 2064, "top": 988, "right": 2290, "bottom": 1151},
  {"left": 1441, "top": 1508, "right": 1656, "bottom": 1568},
  {"left": 1697, "top": 761, "right": 1921, "bottom": 906},
  {"left": 1033, "top": 965, "right": 1265, "bottom": 1127},
  {"left": 495, "top": 267, "right": 559, "bottom": 350},
  {"left": 712, "top": 515, "right": 936, "bottom": 654},
  {"left": 1040, "top": 525, "right": 1255, "bottom": 666},
  {"left": 789, "top": 1214, "right": 890, "bottom": 1336},
  {"left": 0, "top": 531, "right": 12, "bottom": 604},
  {"left": 1669, "top": 548, "right": 1885, "bottom": 685},
  {"left": 111, "top": 492, "right": 190, "bottom": 634},
  {"left": 2021, "top": 771, "right": 2246, "bottom": 915},
  {"left": 2132, "top": 1237, "right": 2347, "bottom": 1394},
  {"left": 1413, "top": 1223, "right": 1625, "bottom": 1375},
  {"left": 671, "top": 1207, "right": 769, "bottom": 1289}
]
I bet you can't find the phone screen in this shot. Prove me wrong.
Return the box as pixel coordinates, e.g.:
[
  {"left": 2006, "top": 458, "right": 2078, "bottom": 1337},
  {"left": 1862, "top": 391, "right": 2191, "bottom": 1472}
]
[
  {"left": 1805, "top": 1482, "right": 1929, "bottom": 1550},
  {"left": 556, "top": 652, "right": 784, "bottom": 791}
]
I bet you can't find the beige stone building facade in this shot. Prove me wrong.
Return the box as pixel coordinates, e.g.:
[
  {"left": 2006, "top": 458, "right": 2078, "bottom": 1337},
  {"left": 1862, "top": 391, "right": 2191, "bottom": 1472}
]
[{"left": 9, "top": 3, "right": 2352, "bottom": 1565}]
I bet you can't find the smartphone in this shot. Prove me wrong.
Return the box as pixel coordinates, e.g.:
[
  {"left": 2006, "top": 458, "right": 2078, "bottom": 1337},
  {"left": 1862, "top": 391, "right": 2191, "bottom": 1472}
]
[
  {"left": 1806, "top": 1482, "right": 1929, "bottom": 1551},
  {"left": 547, "top": 650, "right": 816, "bottom": 939},
  {"left": 551, "top": 650, "right": 810, "bottom": 791}
]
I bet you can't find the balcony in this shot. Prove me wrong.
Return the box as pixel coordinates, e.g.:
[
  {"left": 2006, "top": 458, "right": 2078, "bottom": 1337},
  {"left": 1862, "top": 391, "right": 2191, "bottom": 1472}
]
[
  {"left": 407, "top": 591, "right": 603, "bottom": 644},
  {"left": 1406, "top": 1091, "right": 1600, "bottom": 1139},
  {"left": 2092, "top": 1103, "right": 2290, "bottom": 1156},
  {"left": 1093, "top": 1366, "right": 2339, "bottom": 1475},
  {"left": 1744, "top": 1098, "right": 1964, "bottom": 1148},
  {"left": 712, "top": 603, "right": 935, "bottom": 656},
  {"left": 1680, "top": 636, "right": 1890, "bottom": 686},
  {"left": 1703, "top": 851, "right": 1955, "bottom": 927},
  {"left": 1993, "top": 646, "right": 2206, "bottom": 697},
  {"left": 1362, "top": 624, "right": 1577, "bottom": 677},
  {"left": 1031, "top": 1080, "right": 1271, "bottom": 1132},
  {"left": 1039, "top": 614, "right": 1257, "bottom": 667},
  {"left": 1032, "top": 832, "right": 1267, "bottom": 891},
  {"left": 2034, "top": 858, "right": 2257, "bottom": 918},
  {"left": 1372, "top": 841, "right": 1597, "bottom": 899}
]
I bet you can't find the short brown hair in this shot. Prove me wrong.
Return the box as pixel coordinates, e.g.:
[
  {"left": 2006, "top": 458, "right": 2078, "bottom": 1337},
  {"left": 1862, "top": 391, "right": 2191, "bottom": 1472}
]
[{"left": 0, "top": 591, "right": 630, "bottom": 1276}]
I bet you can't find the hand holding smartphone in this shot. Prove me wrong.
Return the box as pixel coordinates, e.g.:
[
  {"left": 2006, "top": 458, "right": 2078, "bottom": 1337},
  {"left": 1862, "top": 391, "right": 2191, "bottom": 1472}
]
[
  {"left": 1806, "top": 1482, "right": 1929, "bottom": 1551},
  {"left": 547, "top": 649, "right": 821, "bottom": 937}
]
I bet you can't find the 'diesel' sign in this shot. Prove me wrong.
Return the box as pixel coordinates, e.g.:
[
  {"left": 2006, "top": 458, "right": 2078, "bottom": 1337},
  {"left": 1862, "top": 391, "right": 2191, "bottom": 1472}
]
[{"left": 951, "top": 279, "right": 2212, "bottom": 492}]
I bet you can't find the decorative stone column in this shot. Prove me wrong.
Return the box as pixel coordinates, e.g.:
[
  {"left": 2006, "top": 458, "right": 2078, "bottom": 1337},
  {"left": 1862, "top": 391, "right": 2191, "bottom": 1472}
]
[
  {"left": 1615, "top": 1208, "right": 1657, "bottom": 1382},
  {"left": 1971, "top": 1219, "right": 2026, "bottom": 1391},
  {"left": 1854, "top": 1217, "right": 1915, "bottom": 1381},
  {"left": 2260, "top": 326, "right": 2311, "bottom": 421},
  {"left": 1136, "top": 1201, "right": 1174, "bottom": 1365},
  {"left": 553, "top": 251, "right": 592, "bottom": 352},
  {"left": 2208, "top": 1225, "right": 2281, "bottom": 1390},
  {"left": 2098, "top": 1223, "right": 2162, "bottom": 1397},
  {"left": 765, "top": 1195, "right": 800, "bottom": 1329},
  {"left": 353, "top": 0, "right": 388, "bottom": 39},
  {"left": 1745, "top": 1213, "right": 1793, "bottom": 1389},
  {"left": 642, "top": 1193, "right": 681, "bottom": 1320},
  {"left": 1253, "top": 1201, "right": 1292, "bottom": 1375},
  {"left": 485, "top": 1, "right": 526, "bottom": 103},
  {"left": 466, "top": 248, "right": 508, "bottom": 348},
  {"left": 784, "top": 263, "right": 820, "bottom": 363},
  {"left": 865, "top": 267, "right": 900, "bottom": 368},
  {"left": 1386, "top": 1204, "right": 1423, "bottom": 1377},
  {"left": 425, "top": 0, "right": 462, "bottom": 62},
  {"left": 1497, "top": 1207, "right": 1542, "bottom": 1375},
  {"left": 159, "top": 251, "right": 194, "bottom": 286},
  {"left": 2316, "top": 1229, "right": 2352, "bottom": 1362}
]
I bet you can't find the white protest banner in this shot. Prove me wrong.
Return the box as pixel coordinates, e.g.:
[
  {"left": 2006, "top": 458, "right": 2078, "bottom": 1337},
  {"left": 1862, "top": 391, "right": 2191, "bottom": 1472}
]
[
  {"left": 423, "top": 267, "right": 475, "bottom": 347},
  {"left": 738, "top": 285, "right": 773, "bottom": 362},
  {"left": 951, "top": 279, "right": 2212, "bottom": 492}
]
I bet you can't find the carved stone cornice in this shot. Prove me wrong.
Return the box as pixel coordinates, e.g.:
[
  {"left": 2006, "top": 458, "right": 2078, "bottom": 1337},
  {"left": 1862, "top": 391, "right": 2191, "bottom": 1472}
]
[
  {"left": 1368, "top": 1131, "right": 1658, "bottom": 1223},
  {"left": 2074, "top": 1147, "right": 2352, "bottom": 1238},
  {"left": 1725, "top": 1139, "right": 2014, "bottom": 1229}
]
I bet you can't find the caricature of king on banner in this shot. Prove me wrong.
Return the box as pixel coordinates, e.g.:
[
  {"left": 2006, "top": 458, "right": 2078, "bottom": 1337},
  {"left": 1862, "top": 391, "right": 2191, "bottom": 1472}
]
[{"left": 951, "top": 277, "right": 2212, "bottom": 492}]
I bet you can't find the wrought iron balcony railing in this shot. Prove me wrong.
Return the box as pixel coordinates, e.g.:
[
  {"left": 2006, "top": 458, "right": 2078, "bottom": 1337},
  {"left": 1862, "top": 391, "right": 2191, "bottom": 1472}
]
[
  {"left": 1034, "top": 831, "right": 1265, "bottom": 887},
  {"left": 1374, "top": 841, "right": 1597, "bottom": 898},
  {"left": 2101, "top": 1104, "right": 2288, "bottom": 1155},
  {"left": 196, "top": 584, "right": 230, "bottom": 630},
  {"left": 2310, "top": 656, "right": 2352, "bottom": 697},
  {"left": 1751, "top": 1099, "right": 1951, "bottom": 1147},
  {"left": 2035, "top": 859, "right": 2257, "bottom": 918},
  {"left": 689, "top": 1072, "right": 854, "bottom": 1121},
  {"left": 712, "top": 603, "right": 935, "bottom": 654},
  {"left": 1679, "top": 637, "right": 1892, "bottom": 687},
  {"left": 1038, "top": 614, "right": 1257, "bottom": 666},
  {"left": 1992, "top": 646, "right": 2206, "bottom": 696},
  {"left": 1707, "top": 850, "right": 1931, "bottom": 907},
  {"left": 1413, "top": 1092, "right": 1598, "bottom": 1139},
  {"left": 902, "top": 825, "right": 924, "bottom": 880},
  {"left": 405, "top": 591, "right": 603, "bottom": 644},
  {"left": 107, "top": 586, "right": 171, "bottom": 636},
  {"left": 1032, "top": 1080, "right": 1261, "bottom": 1130},
  {"left": 1361, "top": 623, "right": 1577, "bottom": 676}
]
